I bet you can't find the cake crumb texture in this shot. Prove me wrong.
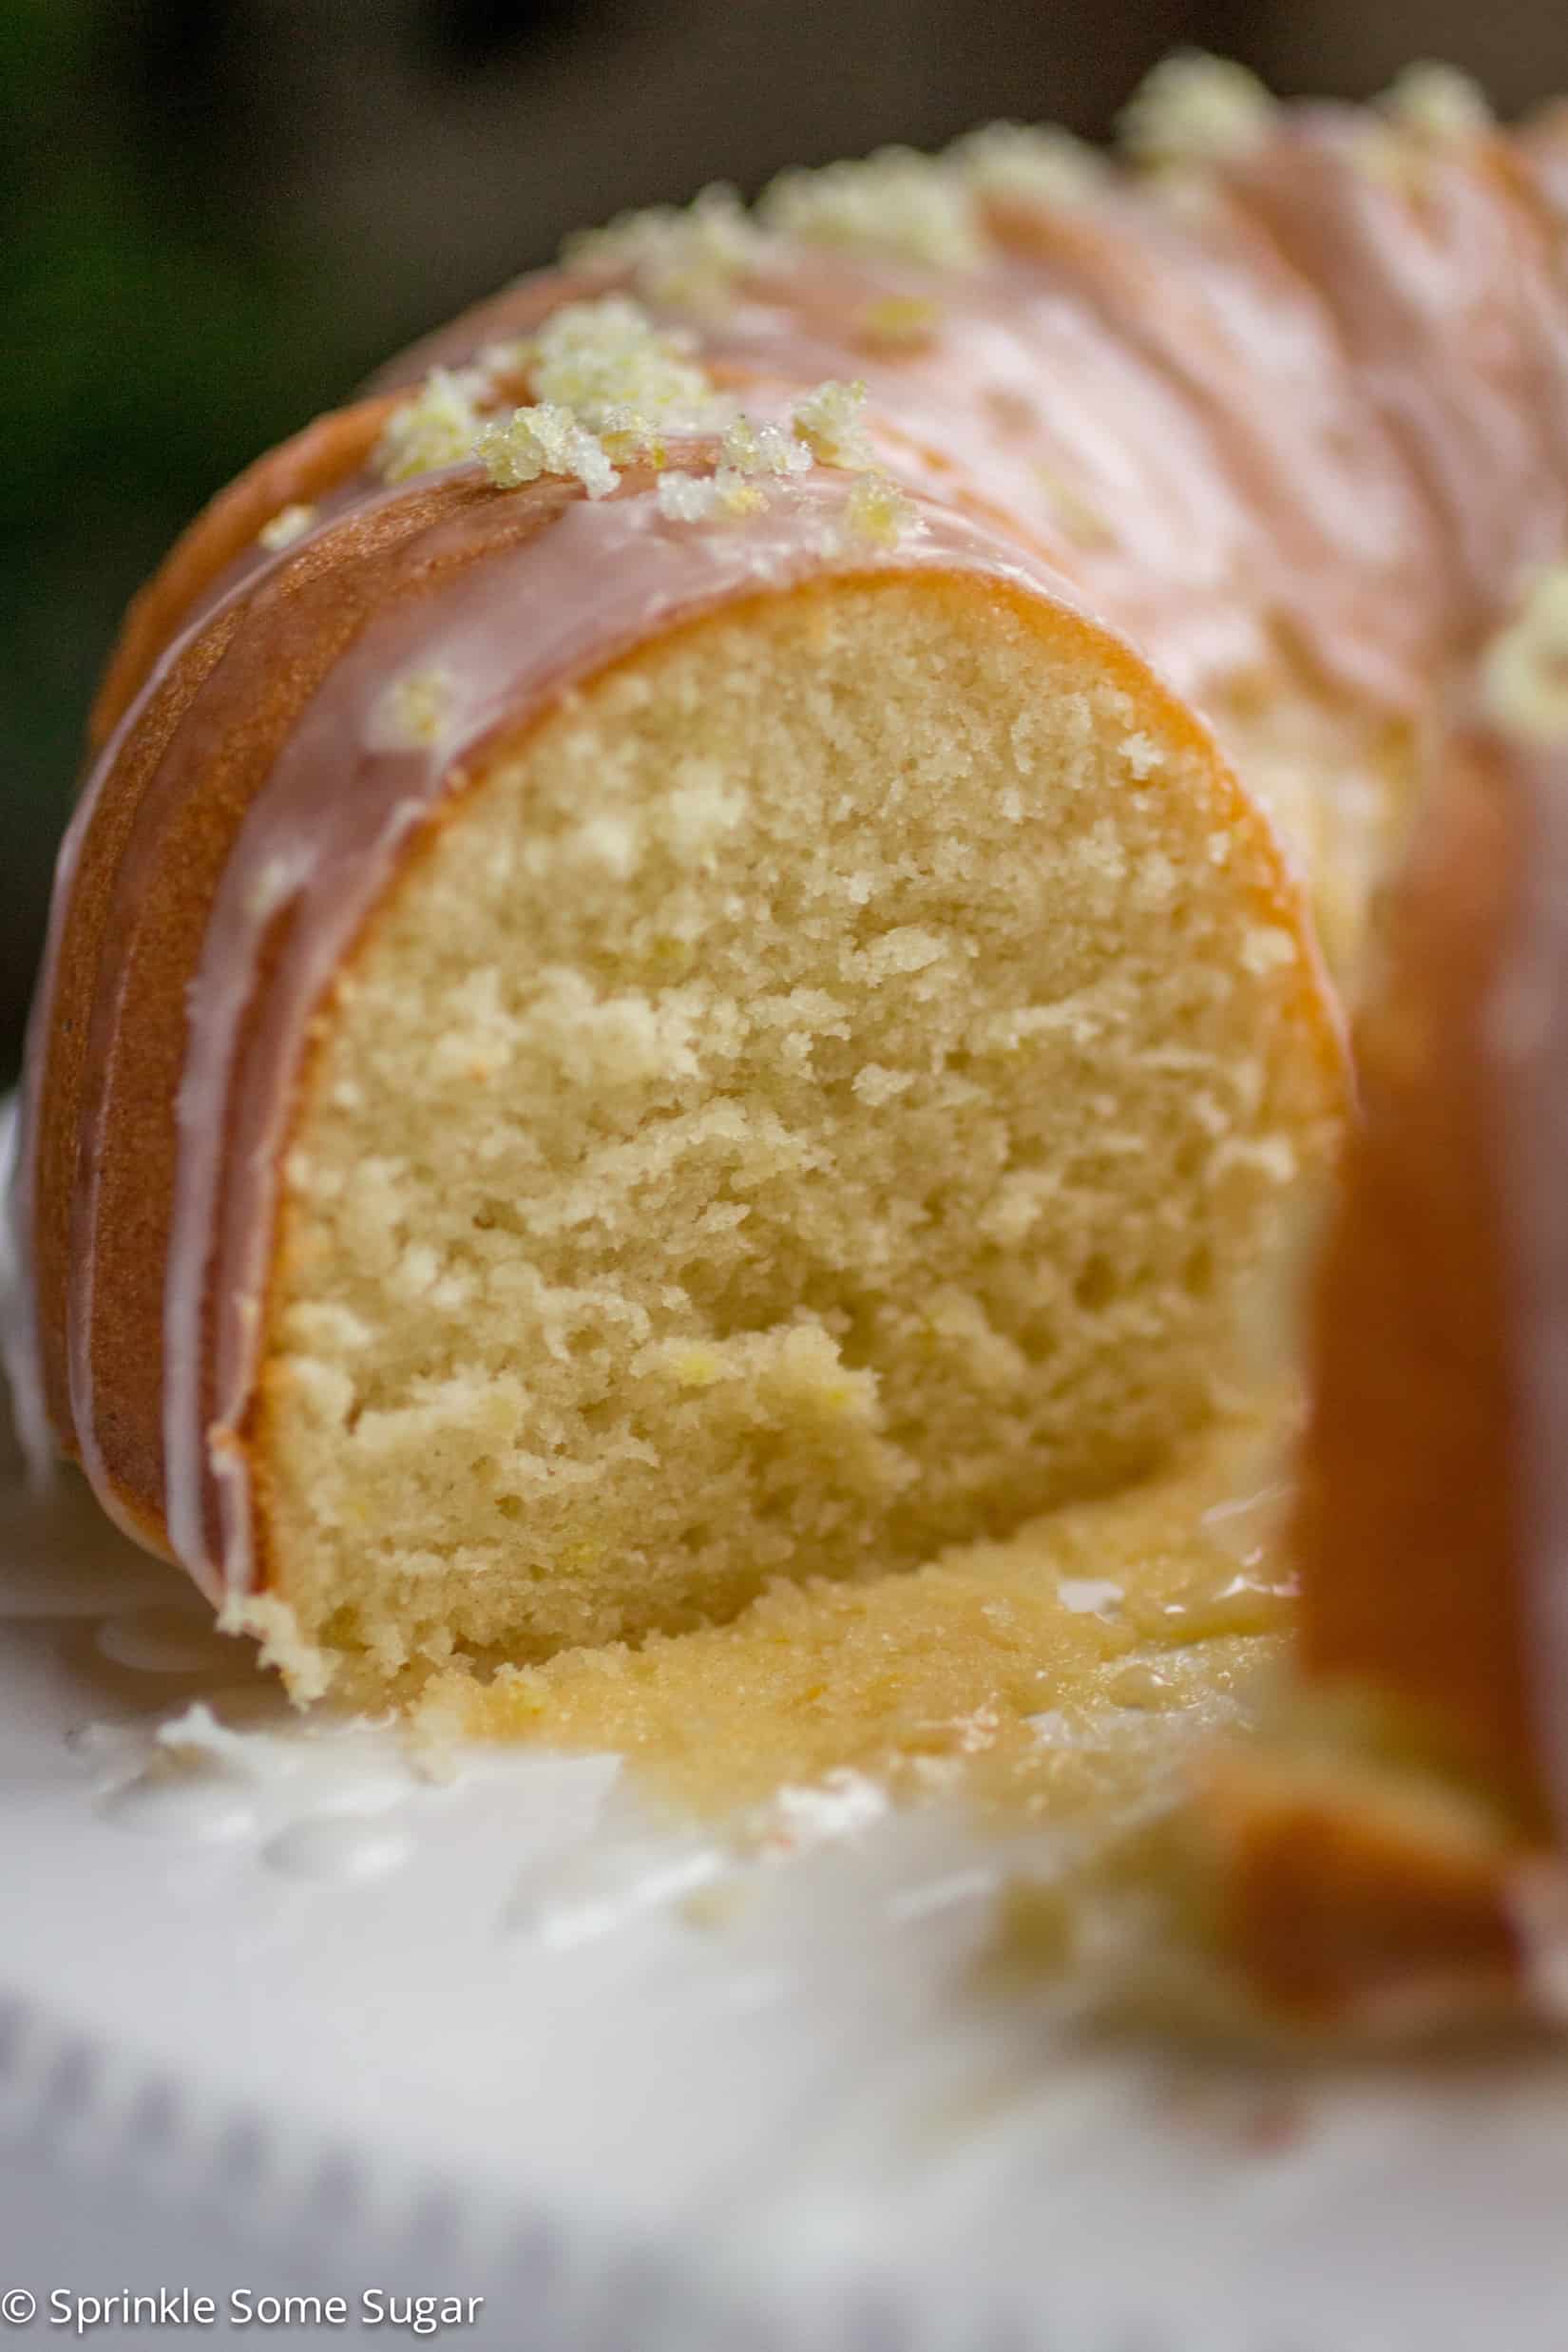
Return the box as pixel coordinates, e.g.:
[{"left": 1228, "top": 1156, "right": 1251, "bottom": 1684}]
[
  {"left": 257, "top": 576, "right": 1334, "bottom": 1687},
  {"left": 415, "top": 1412, "right": 1291, "bottom": 1820}
]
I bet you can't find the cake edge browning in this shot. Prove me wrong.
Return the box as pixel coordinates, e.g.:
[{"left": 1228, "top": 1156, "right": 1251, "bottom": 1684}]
[
  {"left": 1293, "top": 732, "right": 1537, "bottom": 1817},
  {"left": 1205, "top": 611, "right": 1568, "bottom": 2024}
]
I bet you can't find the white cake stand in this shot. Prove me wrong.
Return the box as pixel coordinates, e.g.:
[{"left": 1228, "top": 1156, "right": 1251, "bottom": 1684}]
[{"left": 3, "top": 1176, "right": 1567, "bottom": 2348}]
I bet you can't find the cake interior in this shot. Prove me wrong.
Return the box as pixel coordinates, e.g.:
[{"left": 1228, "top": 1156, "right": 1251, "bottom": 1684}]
[
  {"left": 256, "top": 574, "right": 1331, "bottom": 1686},
  {"left": 420, "top": 1409, "right": 1294, "bottom": 1822}
]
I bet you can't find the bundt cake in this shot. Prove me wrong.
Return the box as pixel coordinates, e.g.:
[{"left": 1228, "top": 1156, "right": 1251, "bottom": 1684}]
[
  {"left": 8, "top": 54, "right": 1568, "bottom": 1712},
  {"left": 11, "top": 455, "right": 1339, "bottom": 1695},
  {"left": 1205, "top": 571, "right": 1568, "bottom": 2028}
]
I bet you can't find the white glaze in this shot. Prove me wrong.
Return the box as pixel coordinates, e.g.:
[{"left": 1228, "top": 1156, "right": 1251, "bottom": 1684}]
[
  {"left": 79, "top": 1677, "right": 435, "bottom": 1871},
  {"left": 48, "top": 472, "right": 469, "bottom": 1553},
  {"left": 749, "top": 1768, "right": 890, "bottom": 1851},
  {"left": 261, "top": 1816, "right": 411, "bottom": 1884},
  {"left": 505, "top": 1810, "right": 732, "bottom": 1946},
  {"left": 1233, "top": 112, "right": 1568, "bottom": 626},
  {"left": 98, "top": 1764, "right": 259, "bottom": 1844},
  {"left": 395, "top": 185, "right": 1462, "bottom": 713}
]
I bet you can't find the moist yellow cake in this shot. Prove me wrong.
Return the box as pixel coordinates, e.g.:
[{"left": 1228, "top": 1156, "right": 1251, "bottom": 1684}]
[{"left": 12, "top": 52, "right": 1568, "bottom": 1720}]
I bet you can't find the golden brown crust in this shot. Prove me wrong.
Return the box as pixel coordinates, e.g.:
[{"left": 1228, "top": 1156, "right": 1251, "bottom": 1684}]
[
  {"left": 1201, "top": 1744, "right": 1539, "bottom": 2029},
  {"left": 87, "top": 397, "right": 401, "bottom": 752},
  {"left": 33, "top": 475, "right": 574, "bottom": 1536},
  {"left": 1207, "top": 727, "right": 1568, "bottom": 2026},
  {"left": 1290, "top": 737, "right": 1541, "bottom": 1822},
  {"left": 33, "top": 600, "right": 254, "bottom": 1459}
]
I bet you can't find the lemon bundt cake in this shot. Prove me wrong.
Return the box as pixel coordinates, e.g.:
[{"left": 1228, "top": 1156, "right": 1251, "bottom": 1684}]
[
  {"left": 10, "top": 56, "right": 1568, "bottom": 1704},
  {"left": 1207, "top": 577, "right": 1568, "bottom": 2027},
  {"left": 10, "top": 460, "right": 1339, "bottom": 1694}
]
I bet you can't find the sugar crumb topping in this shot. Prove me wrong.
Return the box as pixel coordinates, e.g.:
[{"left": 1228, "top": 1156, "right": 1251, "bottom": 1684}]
[
  {"left": 721, "top": 413, "right": 813, "bottom": 478},
  {"left": 1379, "top": 61, "right": 1494, "bottom": 139},
  {"left": 947, "top": 120, "right": 1110, "bottom": 210},
  {"left": 444, "top": 326, "right": 873, "bottom": 527},
  {"left": 596, "top": 407, "right": 671, "bottom": 467},
  {"left": 759, "top": 147, "right": 987, "bottom": 271},
  {"left": 855, "top": 293, "right": 944, "bottom": 349},
  {"left": 477, "top": 402, "right": 620, "bottom": 498},
  {"left": 376, "top": 294, "right": 731, "bottom": 499},
  {"left": 516, "top": 295, "right": 717, "bottom": 427},
  {"left": 654, "top": 468, "right": 767, "bottom": 524},
  {"left": 712, "top": 470, "right": 769, "bottom": 516},
  {"left": 1118, "top": 51, "right": 1276, "bottom": 169},
  {"left": 559, "top": 121, "right": 1119, "bottom": 304},
  {"left": 1482, "top": 566, "right": 1568, "bottom": 744},
  {"left": 563, "top": 183, "right": 768, "bottom": 313},
  {"left": 653, "top": 379, "right": 910, "bottom": 541},
  {"left": 374, "top": 367, "right": 483, "bottom": 484},
  {"left": 258, "top": 502, "right": 316, "bottom": 551},
  {"left": 655, "top": 470, "right": 722, "bottom": 524},
  {"left": 556, "top": 114, "right": 1120, "bottom": 307},
  {"left": 840, "top": 472, "right": 925, "bottom": 549},
  {"left": 791, "top": 378, "right": 874, "bottom": 469}
]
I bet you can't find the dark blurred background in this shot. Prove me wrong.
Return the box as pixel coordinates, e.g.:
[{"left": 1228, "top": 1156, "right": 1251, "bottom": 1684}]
[{"left": 8, "top": 0, "right": 1568, "bottom": 1082}]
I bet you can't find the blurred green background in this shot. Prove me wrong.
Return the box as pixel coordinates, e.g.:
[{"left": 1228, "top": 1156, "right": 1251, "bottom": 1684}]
[{"left": 8, "top": 0, "right": 1568, "bottom": 1082}]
